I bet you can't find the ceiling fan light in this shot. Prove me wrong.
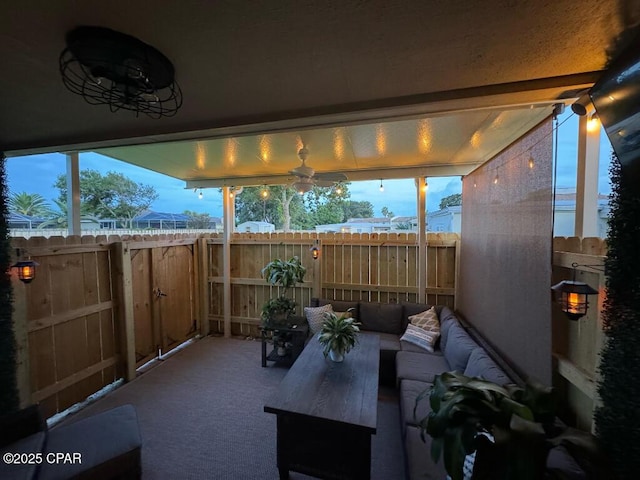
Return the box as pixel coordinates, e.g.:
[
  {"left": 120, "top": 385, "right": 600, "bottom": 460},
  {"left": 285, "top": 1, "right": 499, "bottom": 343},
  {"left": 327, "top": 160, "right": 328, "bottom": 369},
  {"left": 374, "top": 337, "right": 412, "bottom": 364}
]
[{"left": 294, "top": 181, "right": 314, "bottom": 195}]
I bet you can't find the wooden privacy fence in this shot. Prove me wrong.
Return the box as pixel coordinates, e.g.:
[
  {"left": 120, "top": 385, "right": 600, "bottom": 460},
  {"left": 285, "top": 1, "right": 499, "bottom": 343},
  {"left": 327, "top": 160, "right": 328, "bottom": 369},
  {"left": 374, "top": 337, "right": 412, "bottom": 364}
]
[
  {"left": 207, "top": 232, "right": 459, "bottom": 337},
  {"left": 552, "top": 236, "right": 607, "bottom": 432},
  {"left": 11, "top": 234, "right": 203, "bottom": 418},
  {"left": 11, "top": 231, "right": 458, "bottom": 417}
]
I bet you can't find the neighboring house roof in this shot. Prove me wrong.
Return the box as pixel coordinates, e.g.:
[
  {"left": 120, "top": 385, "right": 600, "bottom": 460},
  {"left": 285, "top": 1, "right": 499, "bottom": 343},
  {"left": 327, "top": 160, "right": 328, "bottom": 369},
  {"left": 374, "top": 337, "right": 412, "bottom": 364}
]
[
  {"left": 133, "top": 211, "right": 191, "bottom": 222},
  {"left": 346, "top": 217, "right": 391, "bottom": 224},
  {"left": 391, "top": 216, "right": 417, "bottom": 223},
  {"left": 237, "top": 221, "right": 274, "bottom": 227},
  {"left": 8, "top": 212, "right": 45, "bottom": 222}
]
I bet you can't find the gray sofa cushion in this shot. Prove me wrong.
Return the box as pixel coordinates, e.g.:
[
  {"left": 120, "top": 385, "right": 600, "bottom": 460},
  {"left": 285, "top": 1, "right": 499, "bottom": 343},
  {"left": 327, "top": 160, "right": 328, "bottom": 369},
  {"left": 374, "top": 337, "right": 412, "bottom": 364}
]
[
  {"left": 396, "top": 351, "right": 451, "bottom": 384},
  {"left": 401, "top": 340, "right": 445, "bottom": 355},
  {"left": 442, "top": 323, "right": 478, "bottom": 372},
  {"left": 463, "top": 348, "right": 512, "bottom": 386},
  {"left": 400, "top": 379, "right": 433, "bottom": 430},
  {"left": 438, "top": 306, "right": 459, "bottom": 349},
  {"left": 405, "top": 425, "right": 448, "bottom": 480},
  {"left": 359, "top": 302, "right": 404, "bottom": 334},
  {"left": 41, "top": 404, "right": 141, "bottom": 480},
  {"left": 318, "top": 299, "right": 360, "bottom": 320}
]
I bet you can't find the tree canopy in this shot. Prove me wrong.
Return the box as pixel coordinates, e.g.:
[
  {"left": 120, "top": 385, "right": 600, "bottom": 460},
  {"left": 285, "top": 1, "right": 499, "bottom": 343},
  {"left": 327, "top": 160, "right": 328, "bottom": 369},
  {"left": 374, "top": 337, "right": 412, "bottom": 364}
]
[
  {"left": 8, "top": 192, "right": 52, "bottom": 217},
  {"left": 439, "top": 193, "right": 462, "bottom": 210},
  {"left": 54, "top": 170, "right": 158, "bottom": 227},
  {"left": 234, "top": 182, "right": 359, "bottom": 231}
]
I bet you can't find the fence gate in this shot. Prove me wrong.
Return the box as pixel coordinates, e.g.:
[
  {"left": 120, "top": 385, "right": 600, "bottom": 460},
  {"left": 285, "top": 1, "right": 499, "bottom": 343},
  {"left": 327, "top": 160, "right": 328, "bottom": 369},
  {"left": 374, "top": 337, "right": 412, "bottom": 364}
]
[{"left": 131, "top": 243, "right": 197, "bottom": 367}]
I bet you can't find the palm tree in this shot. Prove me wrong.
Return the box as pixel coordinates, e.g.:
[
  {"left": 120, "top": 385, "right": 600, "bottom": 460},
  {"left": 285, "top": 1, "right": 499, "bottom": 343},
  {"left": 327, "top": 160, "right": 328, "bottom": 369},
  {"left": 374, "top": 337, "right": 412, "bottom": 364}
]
[
  {"left": 9, "top": 192, "right": 52, "bottom": 217},
  {"left": 37, "top": 199, "right": 95, "bottom": 229}
]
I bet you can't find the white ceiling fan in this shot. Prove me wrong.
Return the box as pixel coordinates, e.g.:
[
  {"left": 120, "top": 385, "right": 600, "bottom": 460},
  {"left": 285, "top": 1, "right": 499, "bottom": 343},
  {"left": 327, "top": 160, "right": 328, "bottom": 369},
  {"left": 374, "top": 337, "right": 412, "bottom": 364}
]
[{"left": 289, "top": 147, "right": 347, "bottom": 194}]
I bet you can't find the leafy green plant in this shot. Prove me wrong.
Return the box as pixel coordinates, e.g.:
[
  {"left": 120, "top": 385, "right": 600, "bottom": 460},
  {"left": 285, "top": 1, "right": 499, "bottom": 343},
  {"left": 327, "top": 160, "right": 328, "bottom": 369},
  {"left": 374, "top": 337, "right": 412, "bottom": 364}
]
[
  {"left": 260, "top": 256, "right": 306, "bottom": 325},
  {"left": 415, "top": 371, "right": 599, "bottom": 480},
  {"left": 317, "top": 310, "right": 360, "bottom": 357},
  {"left": 0, "top": 154, "right": 19, "bottom": 412},
  {"left": 595, "top": 152, "right": 640, "bottom": 480}
]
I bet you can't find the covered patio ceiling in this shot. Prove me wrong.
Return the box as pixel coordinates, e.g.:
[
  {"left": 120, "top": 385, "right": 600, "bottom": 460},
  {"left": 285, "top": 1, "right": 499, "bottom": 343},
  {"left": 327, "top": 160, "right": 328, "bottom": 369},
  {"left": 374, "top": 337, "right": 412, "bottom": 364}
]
[{"left": 2, "top": 1, "right": 638, "bottom": 186}]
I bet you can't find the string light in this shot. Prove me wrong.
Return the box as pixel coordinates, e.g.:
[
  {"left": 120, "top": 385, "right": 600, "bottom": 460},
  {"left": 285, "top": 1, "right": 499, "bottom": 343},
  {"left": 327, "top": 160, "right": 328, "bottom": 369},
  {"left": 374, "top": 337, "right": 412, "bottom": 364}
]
[
  {"left": 379, "top": 179, "right": 384, "bottom": 192},
  {"left": 422, "top": 179, "right": 429, "bottom": 192},
  {"left": 335, "top": 185, "right": 343, "bottom": 195},
  {"left": 528, "top": 157, "right": 535, "bottom": 169},
  {"left": 493, "top": 174, "right": 499, "bottom": 185},
  {"left": 229, "top": 187, "right": 235, "bottom": 198},
  {"left": 261, "top": 186, "right": 269, "bottom": 199},
  {"left": 198, "top": 189, "right": 203, "bottom": 200}
]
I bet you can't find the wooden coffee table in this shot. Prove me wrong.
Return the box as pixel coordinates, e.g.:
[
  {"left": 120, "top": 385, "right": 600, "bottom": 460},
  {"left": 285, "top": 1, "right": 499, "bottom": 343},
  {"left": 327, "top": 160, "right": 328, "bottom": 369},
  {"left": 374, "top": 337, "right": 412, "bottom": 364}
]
[{"left": 264, "top": 334, "right": 380, "bottom": 480}]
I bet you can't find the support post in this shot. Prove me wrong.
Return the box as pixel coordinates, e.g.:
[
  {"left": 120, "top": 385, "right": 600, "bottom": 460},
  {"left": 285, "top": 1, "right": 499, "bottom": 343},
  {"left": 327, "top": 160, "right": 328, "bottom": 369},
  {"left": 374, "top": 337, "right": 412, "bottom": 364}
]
[
  {"left": 575, "top": 115, "right": 601, "bottom": 237},
  {"left": 112, "top": 241, "right": 137, "bottom": 381},
  {"left": 198, "top": 237, "right": 210, "bottom": 336},
  {"left": 66, "top": 152, "right": 81, "bottom": 236},
  {"left": 417, "top": 177, "right": 427, "bottom": 303},
  {"left": 222, "top": 187, "right": 234, "bottom": 338},
  {"left": 312, "top": 238, "right": 322, "bottom": 299}
]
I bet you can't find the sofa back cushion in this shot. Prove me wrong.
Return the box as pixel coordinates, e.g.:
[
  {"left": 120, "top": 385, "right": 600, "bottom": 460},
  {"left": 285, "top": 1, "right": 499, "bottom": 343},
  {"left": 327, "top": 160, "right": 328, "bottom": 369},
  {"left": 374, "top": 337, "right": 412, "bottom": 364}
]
[
  {"left": 463, "top": 348, "right": 511, "bottom": 386},
  {"left": 359, "top": 302, "right": 404, "bottom": 334},
  {"left": 318, "top": 299, "right": 360, "bottom": 321},
  {"left": 442, "top": 323, "right": 479, "bottom": 372},
  {"left": 438, "top": 306, "right": 460, "bottom": 350}
]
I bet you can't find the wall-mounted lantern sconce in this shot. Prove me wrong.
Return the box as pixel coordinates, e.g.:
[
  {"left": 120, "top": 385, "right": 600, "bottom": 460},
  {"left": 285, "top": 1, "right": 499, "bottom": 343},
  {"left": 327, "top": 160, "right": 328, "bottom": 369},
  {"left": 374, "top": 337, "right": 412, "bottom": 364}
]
[
  {"left": 12, "top": 260, "right": 39, "bottom": 284},
  {"left": 310, "top": 240, "right": 320, "bottom": 260},
  {"left": 551, "top": 262, "right": 600, "bottom": 320}
]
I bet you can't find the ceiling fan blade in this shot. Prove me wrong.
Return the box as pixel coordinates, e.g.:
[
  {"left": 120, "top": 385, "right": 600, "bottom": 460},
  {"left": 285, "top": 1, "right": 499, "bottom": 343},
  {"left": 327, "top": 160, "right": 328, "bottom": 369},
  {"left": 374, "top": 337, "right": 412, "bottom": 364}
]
[
  {"left": 315, "top": 172, "right": 348, "bottom": 182},
  {"left": 315, "top": 180, "right": 335, "bottom": 187}
]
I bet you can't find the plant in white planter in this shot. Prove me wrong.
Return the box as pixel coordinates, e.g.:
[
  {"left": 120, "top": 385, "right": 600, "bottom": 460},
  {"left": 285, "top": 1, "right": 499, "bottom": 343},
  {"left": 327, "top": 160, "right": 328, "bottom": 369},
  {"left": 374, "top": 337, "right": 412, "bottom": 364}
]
[
  {"left": 415, "top": 371, "right": 600, "bottom": 480},
  {"left": 317, "top": 310, "right": 360, "bottom": 362}
]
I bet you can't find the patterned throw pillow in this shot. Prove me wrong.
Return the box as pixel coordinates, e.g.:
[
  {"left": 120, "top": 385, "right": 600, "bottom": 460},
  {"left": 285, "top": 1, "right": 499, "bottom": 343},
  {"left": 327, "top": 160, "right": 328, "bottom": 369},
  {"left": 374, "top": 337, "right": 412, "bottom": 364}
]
[
  {"left": 304, "top": 304, "right": 334, "bottom": 335},
  {"left": 408, "top": 306, "right": 440, "bottom": 331},
  {"left": 400, "top": 324, "right": 440, "bottom": 353}
]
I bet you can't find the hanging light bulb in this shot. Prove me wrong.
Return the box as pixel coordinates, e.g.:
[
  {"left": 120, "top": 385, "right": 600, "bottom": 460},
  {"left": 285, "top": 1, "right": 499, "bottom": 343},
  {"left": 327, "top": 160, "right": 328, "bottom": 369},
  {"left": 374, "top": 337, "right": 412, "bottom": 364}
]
[
  {"left": 493, "top": 174, "right": 499, "bottom": 185},
  {"left": 379, "top": 179, "right": 384, "bottom": 192},
  {"left": 229, "top": 187, "right": 235, "bottom": 198},
  {"left": 528, "top": 156, "right": 535, "bottom": 169},
  {"left": 335, "top": 185, "right": 343, "bottom": 195},
  {"left": 198, "top": 189, "right": 203, "bottom": 200},
  {"left": 587, "top": 112, "right": 600, "bottom": 132},
  {"left": 261, "top": 186, "right": 269, "bottom": 199},
  {"left": 422, "top": 179, "right": 429, "bottom": 192}
]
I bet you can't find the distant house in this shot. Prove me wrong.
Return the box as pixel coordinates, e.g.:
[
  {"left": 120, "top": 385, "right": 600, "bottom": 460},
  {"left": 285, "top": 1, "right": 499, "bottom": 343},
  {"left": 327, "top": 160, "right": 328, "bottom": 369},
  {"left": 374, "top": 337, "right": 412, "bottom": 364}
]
[
  {"left": 390, "top": 216, "right": 418, "bottom": 230},
  {"left": 131, "top": 211, "right": 221, "bottom": 230},
  {"left": 236, "top": 221, "right": 275, "bottom": 233},
  {"left": 8, "top": 213, "right": 45, "bottom": 229},
  {"left": 315, "top": 217, "right": 392, "bottom": 233},
  {"left": 553, "top": 190, "right": 610, "bottom": 238},
  {"left": 427, "top": 206, "right": 462, "bottom": 233}
]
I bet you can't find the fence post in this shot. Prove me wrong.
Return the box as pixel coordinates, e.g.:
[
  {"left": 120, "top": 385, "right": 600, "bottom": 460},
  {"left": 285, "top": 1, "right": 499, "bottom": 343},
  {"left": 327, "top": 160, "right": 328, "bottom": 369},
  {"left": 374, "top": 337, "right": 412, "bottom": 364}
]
[
  {"left": 112, "top": 241, "right": 137, "bottom": 381},
  {"left": 11, "top": 272, "right": 31, "bottom": 407}
]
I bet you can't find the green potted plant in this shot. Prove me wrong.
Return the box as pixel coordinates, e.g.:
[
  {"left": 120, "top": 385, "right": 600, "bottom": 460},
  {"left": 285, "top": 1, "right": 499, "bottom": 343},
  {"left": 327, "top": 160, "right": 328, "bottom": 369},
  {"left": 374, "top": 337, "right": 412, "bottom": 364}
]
[
  {"left": 317, "top": 310, "right": 360, "bottom": 362},
  {"left": 260, "top": 256, "right": 306, "bottom": 326},
  {"left": 414, "top": 371, "right": 599, "bottom": 480}
]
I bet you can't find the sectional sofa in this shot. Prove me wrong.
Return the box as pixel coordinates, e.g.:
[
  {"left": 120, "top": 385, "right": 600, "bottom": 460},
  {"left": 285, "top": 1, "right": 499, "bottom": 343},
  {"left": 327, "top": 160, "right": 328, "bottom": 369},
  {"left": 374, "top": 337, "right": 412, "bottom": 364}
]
[
  {"left": 0, "top": 404, "right": 142, "bottom": 480},
  {"left": 309, "top": 298, "right": 514, "bottom": 480}
]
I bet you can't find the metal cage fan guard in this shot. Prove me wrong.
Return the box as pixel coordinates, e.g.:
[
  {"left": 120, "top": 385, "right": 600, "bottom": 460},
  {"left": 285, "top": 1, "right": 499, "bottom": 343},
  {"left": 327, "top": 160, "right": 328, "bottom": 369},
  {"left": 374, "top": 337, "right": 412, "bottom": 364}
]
[{"left": 59, "top": 26, "right": 182, "bottom": 118}]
